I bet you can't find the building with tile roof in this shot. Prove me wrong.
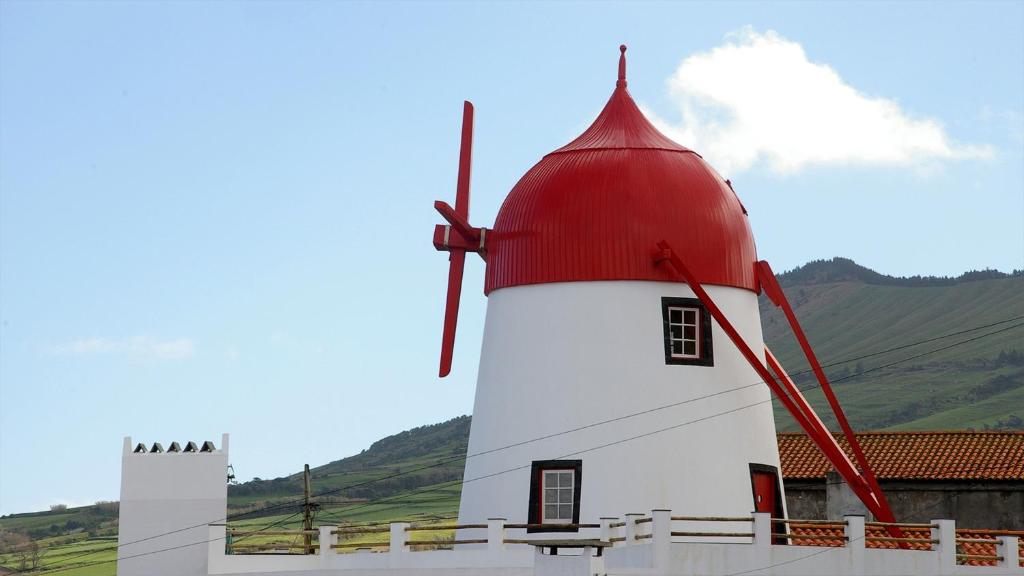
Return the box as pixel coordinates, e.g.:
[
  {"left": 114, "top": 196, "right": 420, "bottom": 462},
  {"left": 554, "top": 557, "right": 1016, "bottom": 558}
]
[{"left": 778, "top": 431, "right": 1024, "bottom": 530}]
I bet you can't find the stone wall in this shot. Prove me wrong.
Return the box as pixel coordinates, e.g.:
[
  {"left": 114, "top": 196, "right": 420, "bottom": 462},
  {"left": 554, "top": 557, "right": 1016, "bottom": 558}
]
[{"left": 784, "top": 477, "right": 1024, "bottom": 530}]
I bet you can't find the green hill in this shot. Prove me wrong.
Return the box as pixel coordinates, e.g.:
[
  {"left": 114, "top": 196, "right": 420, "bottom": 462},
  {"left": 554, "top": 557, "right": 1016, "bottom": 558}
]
[
  {"left": 4, "top": 258, "right": 1022, "bottom": 573},
  {"left": 760, "top": 258, "right": 1024, "bottom": 431},
  {"left": 226, "top": 416, "right": 470, "bottom": 523}
]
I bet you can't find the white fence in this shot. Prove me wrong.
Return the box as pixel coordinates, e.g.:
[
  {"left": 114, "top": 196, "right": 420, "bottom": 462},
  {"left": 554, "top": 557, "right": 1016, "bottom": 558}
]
[{"left": 207, "top": 512, "right": 1023, "bottom": 576}]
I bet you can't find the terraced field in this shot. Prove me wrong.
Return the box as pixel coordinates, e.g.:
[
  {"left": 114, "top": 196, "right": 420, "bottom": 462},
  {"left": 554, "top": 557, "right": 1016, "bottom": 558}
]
[{"left": 2, "top": 259, "right": 1021, "bottom": 574}]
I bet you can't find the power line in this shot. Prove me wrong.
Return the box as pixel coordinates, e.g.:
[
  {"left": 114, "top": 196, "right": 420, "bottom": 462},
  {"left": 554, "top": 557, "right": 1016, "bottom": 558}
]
[
  {"left": 302, "top": 320, "right": 1024, "bottom": 521},
  {"left": 7, "top": 316, "right": 1021, "bottom": 568},
  {"left": 9, "top": 317, "right": 1022, "bottom": 573},
  {"left": 236, "top": 314, "right": 1024, "bottom": 521},
  {"left": 31, "top": 511, "right": 305, "bottom": 576}
]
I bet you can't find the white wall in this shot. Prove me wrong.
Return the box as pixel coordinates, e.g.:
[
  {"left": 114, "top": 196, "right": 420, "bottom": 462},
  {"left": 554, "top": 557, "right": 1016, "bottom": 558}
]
[
  {"left": 458, "top": 281, "right": 784, "bottom": 530},
  {"left": 118, "top": 434, "right": 229, "bottom": 576},
  {"left": 205, "top": 515, "right": 1024, "bottom": 576}
]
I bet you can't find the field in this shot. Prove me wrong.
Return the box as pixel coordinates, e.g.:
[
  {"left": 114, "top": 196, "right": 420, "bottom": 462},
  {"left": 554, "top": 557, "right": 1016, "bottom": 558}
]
[{"left": 2, "top": 259, "right": 1021, "bottom": 573}]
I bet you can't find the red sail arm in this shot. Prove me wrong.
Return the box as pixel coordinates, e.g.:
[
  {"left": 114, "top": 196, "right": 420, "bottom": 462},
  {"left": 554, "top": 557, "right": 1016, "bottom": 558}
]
[
  {"left": 436, "top": 101, "right": 476, "bottom": 378},
  {"left": 455, "top": 101, "right": 474, "bottom": 218},
  {"left": 439, "top": 249, "right": 466, "bottom": 377}
]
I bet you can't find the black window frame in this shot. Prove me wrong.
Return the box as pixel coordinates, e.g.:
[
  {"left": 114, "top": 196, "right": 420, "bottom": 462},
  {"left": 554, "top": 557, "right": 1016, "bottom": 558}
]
[
  {"left": 527, "top": 460, "right": 582, "bottom": 533},
  {"left": 661, "top": 297, "right": 714, "bottom": 366}
]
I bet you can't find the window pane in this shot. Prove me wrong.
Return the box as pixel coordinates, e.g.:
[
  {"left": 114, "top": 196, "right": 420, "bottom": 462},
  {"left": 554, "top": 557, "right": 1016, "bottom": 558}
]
[
  {"left": 545, "top": 488, "right": 558, "bottom": 503},
  {"left": 684, "top": 341, "right": 696, "bottom": 356},
  {"left": 544, "top": 505, "right": 557, "bottom": 519},
  {"left": 669, "top": 308, "right": 682, "bottom": 323},
  {"left": 684, "top": 310, "right": 696, "bottom": 324},
  {"left": 670, "top": 325, "right": 682, "bottom": 339},
  {"left": 683, "top": 325, "right": 695, "bottom": 340},
  {"left": 544, "top": 471, "right": 558, "bottom": 486},
  {"left": 672, "top": 341, "right": 683, "bottom": 355},
  {"left": 558, "top": 504, "right": 572, "bottom": 519},
  {"left": 559, "top": 472, "right": 572, "bottom": 488}
]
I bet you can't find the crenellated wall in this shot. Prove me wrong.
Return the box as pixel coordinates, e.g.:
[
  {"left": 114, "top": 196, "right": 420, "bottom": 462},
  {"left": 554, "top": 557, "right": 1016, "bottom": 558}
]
[{"left": 117, "top": 434, "right": 229, "bottom": 576}]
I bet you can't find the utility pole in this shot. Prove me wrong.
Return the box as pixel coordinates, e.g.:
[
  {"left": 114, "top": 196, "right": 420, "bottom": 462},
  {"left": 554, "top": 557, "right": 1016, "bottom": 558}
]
[{"left": 302, "top": 464, "right": 317, "bottom": 555}]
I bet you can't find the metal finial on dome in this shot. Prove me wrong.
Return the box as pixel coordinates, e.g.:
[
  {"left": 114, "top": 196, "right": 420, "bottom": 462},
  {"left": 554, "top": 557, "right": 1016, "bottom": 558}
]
[{"left": 617, "top": 44, "right": 627, "bottom": 88}]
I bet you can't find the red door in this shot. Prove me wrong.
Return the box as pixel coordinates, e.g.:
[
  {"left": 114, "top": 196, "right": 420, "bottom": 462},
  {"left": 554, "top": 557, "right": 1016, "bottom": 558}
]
[{"left": 751, "top": 470, "right": 778, "bottom": 517}]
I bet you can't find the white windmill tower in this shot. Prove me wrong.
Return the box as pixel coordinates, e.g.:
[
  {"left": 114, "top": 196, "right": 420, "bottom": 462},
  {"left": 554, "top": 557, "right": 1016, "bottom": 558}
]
[{"left": 432, "top": 45, "right": 897, "bottom": 534}]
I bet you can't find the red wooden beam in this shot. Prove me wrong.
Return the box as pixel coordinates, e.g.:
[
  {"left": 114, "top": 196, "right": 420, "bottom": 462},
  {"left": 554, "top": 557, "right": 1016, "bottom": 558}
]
[
  {"left": 434, "top": 201, "right": 479, "bottom": 244},
  {"left": 433, "top": 224, "right": 485, "bottom": 253},
  {"left": 765, "top": 347, "right": 877, "bottom": 507},
  {"left": 454, "top": 101, "right": 474, "bottom": 219},
  {"left": 654, "top": 243, "right": 898, "bottom": 526},
  {"left": 434, "top": 101, "right": 479, "bottom": 378},
  {"left": 439, "top": 249, "right": 465, "bottom": 377},
  {"left": 755, "top": 260, "right": 892, "bottom": 520}
]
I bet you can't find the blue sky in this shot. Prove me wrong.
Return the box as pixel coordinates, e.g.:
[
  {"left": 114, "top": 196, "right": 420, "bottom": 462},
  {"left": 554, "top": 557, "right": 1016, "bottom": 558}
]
[{"left": 1, "top": 1, "right": 1021, "bottom": 515}]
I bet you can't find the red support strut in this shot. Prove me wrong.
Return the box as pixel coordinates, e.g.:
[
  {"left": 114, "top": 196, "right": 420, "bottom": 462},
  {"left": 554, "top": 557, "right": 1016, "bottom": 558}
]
[
  {"left": 654, "top": 242, "right": 901, "bottom": 533},
  {"left": 755, "top": 261, "right": 893, "bottom": 519}
]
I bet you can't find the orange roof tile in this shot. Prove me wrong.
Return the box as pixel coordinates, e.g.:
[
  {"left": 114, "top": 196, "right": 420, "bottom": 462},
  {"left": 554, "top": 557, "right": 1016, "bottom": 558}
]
[
  {"left": 787, "top": 525, "right": 1024, "bottom": 567},
  {"left": 777, "top": 431, "right": 1024, "bottom": 481}
]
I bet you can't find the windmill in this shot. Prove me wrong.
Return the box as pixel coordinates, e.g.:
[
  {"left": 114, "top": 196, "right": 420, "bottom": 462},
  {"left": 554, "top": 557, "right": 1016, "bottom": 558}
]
[{"left": 436, "top": 47, "right": 901, "bottom": 540}]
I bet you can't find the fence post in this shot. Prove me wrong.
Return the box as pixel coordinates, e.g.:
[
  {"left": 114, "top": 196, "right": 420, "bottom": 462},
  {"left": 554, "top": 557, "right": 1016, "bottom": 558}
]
[
  {"left": 844, "top": 515, "right": 865, "bottom": 574},
  {"left": 652, "top": 510, "right": 671, "bottom": 569},
  {"left": 487, "top": 518, "right": 507, "bottom": 552},
  {"left": 751, "top": 513, "right": 771, "bottom": 548},
  {"left": 600, "top": 517, "right": 617, "bottom": 545},
  {"left": 319, "top": 526, "right": 336, "bottom": 565},
  {"left": 844, "top": 515, "right": 865, "bottom": 551},
  {"left": 997, "top": 536, "right": 1019, "bottom": 571},
  {"left": 624, "top": 513, "right": 644, "bottom": 544},
  {"left": 390, "top": 522, "right": 409, "bottom": 554},
  {"left": 931, "top": 519, "right": 956, "bottom": 575}
]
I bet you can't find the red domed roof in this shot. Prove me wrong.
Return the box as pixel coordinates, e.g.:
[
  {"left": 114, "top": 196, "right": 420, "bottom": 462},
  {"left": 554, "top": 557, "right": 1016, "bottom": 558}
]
[{"left": 484, "top": 47, "right": 758, "bottom": 294}]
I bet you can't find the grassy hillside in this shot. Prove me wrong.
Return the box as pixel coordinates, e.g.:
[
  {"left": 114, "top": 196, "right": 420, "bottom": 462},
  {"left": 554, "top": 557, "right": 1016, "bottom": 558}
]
[
  {"left": 0, "top": 420, "right": 469, "bottom": 575},
  {"left": 760, "top": 258, "right": 1024, "bottom": 431},
  {"left": 227, "top": 416, "right": 469, "bottom": 518},
  {"left": 3, "top": 258, "right": 1021, "bottom": 573}
]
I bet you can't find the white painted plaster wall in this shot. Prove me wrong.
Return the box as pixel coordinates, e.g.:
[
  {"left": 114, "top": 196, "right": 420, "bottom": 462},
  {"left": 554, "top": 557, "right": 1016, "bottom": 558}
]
[
  {"left": 204, "top": 516, "right": 1024, "bottom": 576},
  {"left": 118, "top": 434, "right": 229, "bottom": 576},
  {"left": 458, "top": 281, "right": 785, "bottom": 532}
]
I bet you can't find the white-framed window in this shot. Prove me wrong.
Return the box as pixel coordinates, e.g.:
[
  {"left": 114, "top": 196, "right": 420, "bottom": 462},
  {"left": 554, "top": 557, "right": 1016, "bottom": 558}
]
[
  {"left": 541, "top": 469, "right": 575, "bottom": 524},
  {"left": 661, "top": 297, "right": 714, "bottom": 366},
  {"left": 528, "top": 460, "right": 581, "bottom": 531},
  {"left": 666, "top": 306, "right": 700, "bottom": 359}
]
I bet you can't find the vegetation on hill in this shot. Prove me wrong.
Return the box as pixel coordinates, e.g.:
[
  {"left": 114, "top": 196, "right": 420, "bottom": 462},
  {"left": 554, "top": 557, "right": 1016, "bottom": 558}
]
[
  {"left": 778, "top": 257, "right": 1022, "bottom": 288},
  {"left": 227, "top": 416, "right": 470, "bottom": 516},
  {"left": 3, "top": 258, "right": 1022, "bottom": 574},
  {"left": 760, "top": 260, "right": 1024, "bottom": 432}
]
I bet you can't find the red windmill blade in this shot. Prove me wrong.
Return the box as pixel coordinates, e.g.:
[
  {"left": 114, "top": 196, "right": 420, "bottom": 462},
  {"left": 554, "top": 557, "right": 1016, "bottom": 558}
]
[{"left": 433, "top": 101, "right": 487, "bottom": 377}]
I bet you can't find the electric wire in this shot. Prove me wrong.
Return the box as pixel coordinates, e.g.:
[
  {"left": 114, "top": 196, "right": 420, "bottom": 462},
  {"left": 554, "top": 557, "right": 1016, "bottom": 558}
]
[
  {"left": 31, "top": 511, "right": 303, "bottom": 575},
  {"left": 210, "top": 313, "right": 1024, "bottom": 523},
  {"left": 289, "top": 320, "right": 1024, "bottom": 522},
  {"left": 6, "top": 316, "right": 1022, "bottom": 570},
  {"left": 8, "top": 317, "right": 1023, "bottom": 573}
]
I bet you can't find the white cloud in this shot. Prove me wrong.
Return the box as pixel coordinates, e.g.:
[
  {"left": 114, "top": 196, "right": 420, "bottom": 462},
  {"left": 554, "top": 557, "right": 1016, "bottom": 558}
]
[
  {"left": 650, "top": 28, "right": 993, "bottom": 175},
  {"left": 48, "top": 336, "right": 195, "bottom": 361}
]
